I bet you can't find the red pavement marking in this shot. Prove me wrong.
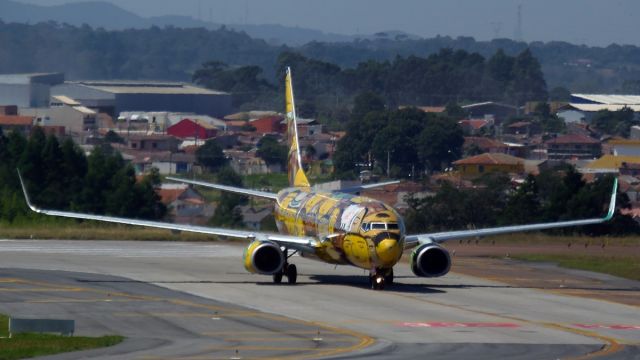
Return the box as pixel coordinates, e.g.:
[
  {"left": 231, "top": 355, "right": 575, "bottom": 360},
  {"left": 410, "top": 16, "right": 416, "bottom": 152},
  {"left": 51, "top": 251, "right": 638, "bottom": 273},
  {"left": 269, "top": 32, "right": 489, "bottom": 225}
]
[
  {"left": 574, "top": 324, "right": 640, "bottom": 330},
  {"left": 399, "top": 322, "right": 520, "bottom": 328}
]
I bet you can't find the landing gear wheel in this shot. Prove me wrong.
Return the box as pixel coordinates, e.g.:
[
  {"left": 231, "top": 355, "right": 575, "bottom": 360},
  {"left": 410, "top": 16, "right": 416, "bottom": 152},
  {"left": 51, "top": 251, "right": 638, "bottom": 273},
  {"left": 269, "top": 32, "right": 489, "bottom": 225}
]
[
  {"left": 286, "top": 264, "right": 297, "bottom": 285},
  {"left": 272, "top": 271, "right": 283, "bottom": 284},
  {"left": 370, "top": 274, "right": 385, "bottom": 290},
  {"left": 383, "top": 268, "right": 394, "bottom": 286}
]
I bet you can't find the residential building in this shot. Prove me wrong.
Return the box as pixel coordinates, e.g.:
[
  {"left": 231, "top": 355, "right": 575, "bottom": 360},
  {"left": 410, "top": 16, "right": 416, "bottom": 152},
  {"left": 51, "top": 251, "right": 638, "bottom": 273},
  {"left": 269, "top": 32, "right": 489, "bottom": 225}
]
[
  {"left": 463, "top": 137, "right": 508, "bottom": 154},
  {"left": 462, "top": 102, "right": 518, "bottom": 125},
  {"left": 239, "top": 206, "right": 272, "bottom": 230},
  {"left": 545, "top": 134, "right": 601, "bottom": 161},
  {"left": 250, "top": 115, "right": 285, "bottom": 134},
  {"left": 167, "top": 118, "right": 218, "bottom": 140},
  {"left": 157, "top": 184, "right": 213, "bottom": 225},
  {"left": 125, "top": 134, "right": 180, "bottom": 152},
  {"left": 0, "top": 115, "right": 33, "bottom": 136},
  {"left": 608, "top": 139, "right": 640, "bottom": 157},
  {"left": 583, "top": 155, "right": 640, "bottom": 175},
  {"left": 453, "top": 153, "right": 525, "bottom": 177},
  {"left": 458, "top": 119, "right": 490, "bottom": 135}
]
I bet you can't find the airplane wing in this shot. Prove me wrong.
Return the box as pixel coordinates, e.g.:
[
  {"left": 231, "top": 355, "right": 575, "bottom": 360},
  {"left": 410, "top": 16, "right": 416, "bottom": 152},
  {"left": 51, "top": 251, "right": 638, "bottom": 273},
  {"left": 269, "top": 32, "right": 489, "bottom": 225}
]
[
  {"left": 338, "top": 180, "right": 401, "bottom": 194},
  {"left": 166, "top": 176, "right": 278, "bottom": 200},
  {"left": 18, "top": 172, "right": 316, "bottom": 253},
  {"left": 404, "top": 178, "right": 618, "bottom": 249}
]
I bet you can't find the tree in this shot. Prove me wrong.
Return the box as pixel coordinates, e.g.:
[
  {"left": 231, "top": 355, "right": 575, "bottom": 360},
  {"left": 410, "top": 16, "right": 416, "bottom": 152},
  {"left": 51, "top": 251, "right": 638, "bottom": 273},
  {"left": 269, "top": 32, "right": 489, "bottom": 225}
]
[
  {"left": 507, "top": 48, "right": 548, "bottom": 106},
  {"left": 209, "top": 166, "right": 245, "bottom": 227},
  {"left": 256, "top": 135, "right": 287, "bottom": 167},
  {"left": 417, "top": 117, "right": 464, "bottom": 172},
  {"left": 196, "top": 139, "right": 227, "bottom": 171}
]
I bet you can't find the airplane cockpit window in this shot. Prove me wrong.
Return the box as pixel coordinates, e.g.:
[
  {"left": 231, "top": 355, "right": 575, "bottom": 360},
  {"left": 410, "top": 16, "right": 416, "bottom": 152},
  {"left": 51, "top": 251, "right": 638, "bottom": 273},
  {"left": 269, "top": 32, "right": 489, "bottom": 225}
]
[
  {"left": 371, "top": 223, "right": 386, "bottom": 230},
  {"left": 362, "top": 222, "right": 401, "bottom": 231}
]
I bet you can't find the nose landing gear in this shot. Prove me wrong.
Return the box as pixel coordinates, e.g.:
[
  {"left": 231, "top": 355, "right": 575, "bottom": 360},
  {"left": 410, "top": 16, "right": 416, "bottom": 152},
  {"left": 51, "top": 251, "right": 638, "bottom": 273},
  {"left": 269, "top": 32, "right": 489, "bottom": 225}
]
[{"left": 369, "top": 268, "right": 393, "bottom": 290}]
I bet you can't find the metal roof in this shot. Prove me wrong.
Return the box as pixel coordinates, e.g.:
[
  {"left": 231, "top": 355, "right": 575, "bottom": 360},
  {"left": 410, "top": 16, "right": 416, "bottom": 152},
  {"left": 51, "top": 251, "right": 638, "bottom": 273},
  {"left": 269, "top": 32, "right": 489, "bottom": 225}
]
[
  {"left": 572, "top": 94, "right": 640, "bottom": 105},
  {"left": 69, "top": 81, "right": 228, "bottom": 96},
  {"left": 567, "top": 103, "right": 640, "bottom": 112}
]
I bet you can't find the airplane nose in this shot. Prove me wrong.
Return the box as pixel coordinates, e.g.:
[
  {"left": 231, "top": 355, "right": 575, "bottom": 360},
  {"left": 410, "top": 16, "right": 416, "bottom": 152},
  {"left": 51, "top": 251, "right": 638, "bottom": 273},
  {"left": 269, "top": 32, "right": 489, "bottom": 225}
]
[{"left": 376, "top": 238, "right": 402, "bottom": 266}]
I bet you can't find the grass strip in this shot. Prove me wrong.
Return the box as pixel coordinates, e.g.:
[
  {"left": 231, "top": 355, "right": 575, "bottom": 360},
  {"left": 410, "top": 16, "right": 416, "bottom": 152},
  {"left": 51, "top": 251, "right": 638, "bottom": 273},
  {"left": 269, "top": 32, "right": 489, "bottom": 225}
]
[
  {"left": 0, "top": 314, "right": 123, "bottom": 360},
  {"left": 511, "top": 254, "right": 640, "bottom": 281}
]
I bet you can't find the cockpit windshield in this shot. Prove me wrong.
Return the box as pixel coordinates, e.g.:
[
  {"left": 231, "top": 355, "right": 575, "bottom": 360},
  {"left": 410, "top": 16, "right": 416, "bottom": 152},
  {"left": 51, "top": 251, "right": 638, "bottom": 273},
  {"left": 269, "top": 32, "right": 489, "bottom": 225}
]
[{"left": 362, "top": 222, "right": 400, "bottom": 231}]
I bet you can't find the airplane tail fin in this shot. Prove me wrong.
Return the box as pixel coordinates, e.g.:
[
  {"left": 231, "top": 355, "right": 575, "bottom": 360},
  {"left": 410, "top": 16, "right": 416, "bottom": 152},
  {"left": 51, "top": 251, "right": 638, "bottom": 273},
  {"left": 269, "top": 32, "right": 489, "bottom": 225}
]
[{"left": 285, "top": 67, "right": 310, "bottom": 188}]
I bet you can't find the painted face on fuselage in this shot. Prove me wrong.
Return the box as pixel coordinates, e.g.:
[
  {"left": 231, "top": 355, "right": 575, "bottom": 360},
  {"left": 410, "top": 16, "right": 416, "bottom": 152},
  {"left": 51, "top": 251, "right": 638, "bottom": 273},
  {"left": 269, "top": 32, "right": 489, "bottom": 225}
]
[{"left": 358, "top": 207, "right": 405, "bottom": 268}]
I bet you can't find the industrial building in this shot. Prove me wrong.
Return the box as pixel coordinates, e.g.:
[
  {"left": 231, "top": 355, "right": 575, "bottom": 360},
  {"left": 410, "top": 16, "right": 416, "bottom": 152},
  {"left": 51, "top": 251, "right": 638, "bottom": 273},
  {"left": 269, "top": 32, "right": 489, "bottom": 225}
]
[
  {"left": 51, "top": 80, "right": 232, "bottom": 118},
  {"left": 0, "top": 73, "right": 64, "bottom": 108}
]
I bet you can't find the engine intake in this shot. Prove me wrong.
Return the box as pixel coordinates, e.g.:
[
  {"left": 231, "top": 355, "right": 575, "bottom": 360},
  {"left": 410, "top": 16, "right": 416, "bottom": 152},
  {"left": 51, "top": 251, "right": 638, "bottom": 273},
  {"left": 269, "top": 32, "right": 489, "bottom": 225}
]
[
  {"left": 243, "top": 240, "right": 285, "bottom": 275},
  {"left": 410, "top": 243, "right": 451, "bottom": 277}
]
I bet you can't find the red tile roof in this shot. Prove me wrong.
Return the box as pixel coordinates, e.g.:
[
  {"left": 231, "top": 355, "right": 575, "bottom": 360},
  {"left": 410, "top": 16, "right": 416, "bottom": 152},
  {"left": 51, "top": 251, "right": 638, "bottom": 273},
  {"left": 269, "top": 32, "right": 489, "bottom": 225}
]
[
  {"left": 454, "top": 153, "right": 524, "bottom": 166},
  {"left": 459, "top": 119, "right": 489, "bottom": 130},
  {"left": 0, "top": 116, "right": 33, "bottom": 126}
]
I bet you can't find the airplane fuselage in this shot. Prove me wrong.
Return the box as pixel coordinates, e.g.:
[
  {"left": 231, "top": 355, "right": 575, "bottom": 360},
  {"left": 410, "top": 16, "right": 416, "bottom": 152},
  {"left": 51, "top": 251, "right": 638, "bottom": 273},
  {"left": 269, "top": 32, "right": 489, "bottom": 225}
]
[{"left": 274, "top": 187, "right": 405, "bottom": 271}]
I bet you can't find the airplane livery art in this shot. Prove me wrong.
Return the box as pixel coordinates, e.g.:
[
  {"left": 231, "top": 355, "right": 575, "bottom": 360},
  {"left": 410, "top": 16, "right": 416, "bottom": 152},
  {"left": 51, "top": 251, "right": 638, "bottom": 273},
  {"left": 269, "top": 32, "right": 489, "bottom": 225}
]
[{"left": 20, "top": 67, "right": 618, "bottom": 290}]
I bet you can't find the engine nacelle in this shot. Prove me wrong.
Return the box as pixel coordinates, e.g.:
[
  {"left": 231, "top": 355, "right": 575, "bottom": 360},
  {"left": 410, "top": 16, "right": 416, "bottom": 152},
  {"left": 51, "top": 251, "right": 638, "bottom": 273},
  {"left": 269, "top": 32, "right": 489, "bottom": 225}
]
[
  {"left": 410, "top": 243, "right": 451, "bottom": 277},
  {"left": 243, "top": 240, "right": 285, "bottom": 275}
]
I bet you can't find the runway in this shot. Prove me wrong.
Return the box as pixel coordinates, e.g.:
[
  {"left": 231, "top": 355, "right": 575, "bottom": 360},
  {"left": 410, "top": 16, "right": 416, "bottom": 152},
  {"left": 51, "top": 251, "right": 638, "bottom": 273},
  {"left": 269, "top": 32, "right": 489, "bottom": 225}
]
[{"left": 0, "top": 239, "right": 639, "bottom": 359}]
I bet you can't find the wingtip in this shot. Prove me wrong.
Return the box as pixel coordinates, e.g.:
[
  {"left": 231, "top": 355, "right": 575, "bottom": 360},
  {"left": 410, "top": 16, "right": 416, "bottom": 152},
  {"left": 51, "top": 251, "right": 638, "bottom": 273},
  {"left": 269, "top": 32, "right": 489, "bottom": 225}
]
[
  {"left": 16, "top": 169, "right": 40, "bottom": 213},
  {"left": 604, "top": 177, "right": 618, "bottom": 222}
]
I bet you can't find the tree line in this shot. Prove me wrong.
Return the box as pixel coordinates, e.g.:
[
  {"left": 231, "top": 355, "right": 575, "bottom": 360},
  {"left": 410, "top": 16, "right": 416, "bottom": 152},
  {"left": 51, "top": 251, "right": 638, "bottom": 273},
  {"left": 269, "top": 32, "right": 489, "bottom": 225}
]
[
  {"left": 0, "top": 128, "right": 166, "bottom": 224},
  {"left": 404, "top": 167, "right": 638, "bottom": 236}
]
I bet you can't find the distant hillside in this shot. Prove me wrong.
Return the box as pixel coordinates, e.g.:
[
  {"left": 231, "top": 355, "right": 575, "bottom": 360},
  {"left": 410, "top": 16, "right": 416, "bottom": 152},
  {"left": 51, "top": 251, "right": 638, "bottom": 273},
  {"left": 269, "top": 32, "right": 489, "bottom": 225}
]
[{"left": 0, "top": 0, "right": 415, "bottom": 45}]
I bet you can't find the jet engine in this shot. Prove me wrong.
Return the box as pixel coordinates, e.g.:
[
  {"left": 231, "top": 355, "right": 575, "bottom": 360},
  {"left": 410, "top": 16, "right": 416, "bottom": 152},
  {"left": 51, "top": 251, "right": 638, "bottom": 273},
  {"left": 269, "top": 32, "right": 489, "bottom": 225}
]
[
  {"left": 410, "top": 243, "right": 451, "bottom": 277},
  {"left": 243, "top": 240, "right": 285, "bottom": 275}
]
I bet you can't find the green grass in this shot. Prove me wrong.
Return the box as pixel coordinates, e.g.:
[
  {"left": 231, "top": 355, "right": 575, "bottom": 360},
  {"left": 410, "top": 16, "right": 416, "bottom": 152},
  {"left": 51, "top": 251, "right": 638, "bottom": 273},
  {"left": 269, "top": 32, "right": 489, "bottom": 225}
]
[
  {"left": 511, "top": 254, "right": 640, "bottom": 281},
  {"left": 0, "top": 222, "right": 221, "bottom": 241},
  {"left": 0, "top": 314, "right": 124, "bottom": 360},
  {"left": 482, "top": 233, "right": 640, "bottom": 246}
]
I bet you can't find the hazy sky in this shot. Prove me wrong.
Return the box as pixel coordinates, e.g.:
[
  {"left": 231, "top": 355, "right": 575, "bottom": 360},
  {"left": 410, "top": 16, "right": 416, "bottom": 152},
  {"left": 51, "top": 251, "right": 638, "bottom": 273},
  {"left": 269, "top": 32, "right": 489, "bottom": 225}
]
[{"left": 18, "top": 0, "right": 640, "bottom": 46}]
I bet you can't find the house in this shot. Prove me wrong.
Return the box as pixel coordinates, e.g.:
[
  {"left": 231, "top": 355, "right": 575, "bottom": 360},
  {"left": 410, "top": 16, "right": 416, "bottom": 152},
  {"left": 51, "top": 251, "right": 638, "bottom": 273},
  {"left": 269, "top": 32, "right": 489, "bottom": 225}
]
[
  {"left": 461, "top": 102, "right": 518, "bottom": 125},
  {"left": 583, "top": 155, "right": 640, "bottom": 175},
  {"left": 545, "top": 134, "right": 601, "bottom": 161},
  {"left": 239, "top": 205, "right": 272, "bottom": 230},
  {"left": 458, "top": 119, "right": 490, "bottom": 135},
  {"left": 124, "top": 150, "right": 195, "bottom": 175},
  {"left": 126, "top": 134, "right": 180, "bottom": 152},
  {"left": 607, "top": 139, "right": 640, "bottom": 157},
  {"left": 167, "top": 118, "right": 218, "bottom": 140},
  {"left": 453, "top": 153, "right": 525, "bottom": 177},
  {"left": 250, "top": 115, "right": 285, "bottom": 134},
  {"left": 0, "top": 115, "right": 33, "bottom": 136},
  {"left": 463, "top": 137, "right": 508, "bottom": 154},
  {"left": 157, "top": 184, "right": 213, "bottom": 225},
  {"left": 505, "top": 121, "right": 541, "bottom": 136},
  {"left": 226, "top": 150, "right": 275, "bottom": 175}
]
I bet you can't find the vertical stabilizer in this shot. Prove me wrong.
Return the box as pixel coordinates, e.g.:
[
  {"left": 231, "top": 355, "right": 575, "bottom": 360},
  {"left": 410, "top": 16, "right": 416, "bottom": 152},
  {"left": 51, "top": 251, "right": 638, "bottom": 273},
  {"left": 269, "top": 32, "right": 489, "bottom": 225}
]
[{"left": 285, "top": 67, "right": 311, "bottom": 188}]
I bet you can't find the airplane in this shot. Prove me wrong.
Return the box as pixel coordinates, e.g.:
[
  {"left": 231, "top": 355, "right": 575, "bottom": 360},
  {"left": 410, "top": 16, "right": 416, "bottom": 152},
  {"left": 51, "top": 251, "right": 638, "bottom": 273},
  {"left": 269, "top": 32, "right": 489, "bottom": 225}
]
[{"left": 19, "top": 67, "right": 618, "bottom": 290}]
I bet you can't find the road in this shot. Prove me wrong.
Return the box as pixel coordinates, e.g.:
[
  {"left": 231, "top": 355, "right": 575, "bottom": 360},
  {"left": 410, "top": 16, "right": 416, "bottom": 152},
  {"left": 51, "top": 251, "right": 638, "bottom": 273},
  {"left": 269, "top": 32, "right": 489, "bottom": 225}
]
[{"left": 0, "top": 239, "right": 639, "bottom": 359}]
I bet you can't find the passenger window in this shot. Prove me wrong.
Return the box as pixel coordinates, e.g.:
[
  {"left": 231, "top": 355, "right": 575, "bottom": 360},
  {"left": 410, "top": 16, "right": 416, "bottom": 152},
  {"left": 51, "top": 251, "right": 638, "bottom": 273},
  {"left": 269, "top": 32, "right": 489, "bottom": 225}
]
[
  {"left": 361, "top": 223, "right": 369, "bottom": 231},
  {"left": 387, "top": 223, "right": 399, "bottom": 230}
]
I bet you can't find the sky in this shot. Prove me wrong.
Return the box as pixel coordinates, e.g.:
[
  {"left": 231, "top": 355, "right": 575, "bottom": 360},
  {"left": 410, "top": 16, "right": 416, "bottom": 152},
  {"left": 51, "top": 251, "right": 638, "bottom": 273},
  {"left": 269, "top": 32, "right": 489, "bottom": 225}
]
[{"left": 17, "top": 0, "right": 640, "bottom": 46}]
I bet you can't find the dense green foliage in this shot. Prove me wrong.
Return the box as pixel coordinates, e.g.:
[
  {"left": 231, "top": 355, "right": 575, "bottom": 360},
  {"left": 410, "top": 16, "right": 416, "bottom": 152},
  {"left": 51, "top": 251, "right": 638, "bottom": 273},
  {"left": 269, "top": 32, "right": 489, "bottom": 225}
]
[
  {"left": 208, "top": 166, "right": 246, "bottom": 228},
  {"left": 333, "top": 96, "right": 464, "bottom": 178},
  {"left": 256, "top": 135, "right": 288, "bottom": 168},
  {"left": 405, "top": 169, "right": 638, "bottom": 236},
  {"left": 591, "top": 108, "right": 639, "bottom": 137},
  {"left": 196, "top": 139, "right": 228, "bottom": 171},
  {"left": 0, "top": 128, "right": 166, "bottom": 223}
]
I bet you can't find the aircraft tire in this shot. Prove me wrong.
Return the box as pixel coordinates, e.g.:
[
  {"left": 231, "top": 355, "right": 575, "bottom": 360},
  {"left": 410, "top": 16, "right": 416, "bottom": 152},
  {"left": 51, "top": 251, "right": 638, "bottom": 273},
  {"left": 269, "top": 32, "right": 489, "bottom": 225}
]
[
  {"left": 383, "top": 268, "right": 394, "bottom": 285},
  {"left": 286, "top": 264, "right": 297, "bottom": 284},
  {"left": 273, "top": 272, "right": 283, "bottom": 284}
]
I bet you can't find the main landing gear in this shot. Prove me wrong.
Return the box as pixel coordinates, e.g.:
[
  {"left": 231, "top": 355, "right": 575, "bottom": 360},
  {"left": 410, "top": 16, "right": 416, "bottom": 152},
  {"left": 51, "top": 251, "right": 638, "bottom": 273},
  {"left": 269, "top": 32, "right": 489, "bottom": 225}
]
[
  {"left": 272, "top": 249, "right": 298, "bottom": 285},
  {"left": 369, "top": 268, "right": 393, "bottom": 290}
]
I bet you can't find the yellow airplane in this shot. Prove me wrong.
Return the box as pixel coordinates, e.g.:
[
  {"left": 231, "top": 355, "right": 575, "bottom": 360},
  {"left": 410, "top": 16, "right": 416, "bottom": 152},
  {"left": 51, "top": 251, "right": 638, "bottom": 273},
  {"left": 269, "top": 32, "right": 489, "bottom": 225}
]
[{"left": 19, "top": 68, "right": 618, "bottom": 290}]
